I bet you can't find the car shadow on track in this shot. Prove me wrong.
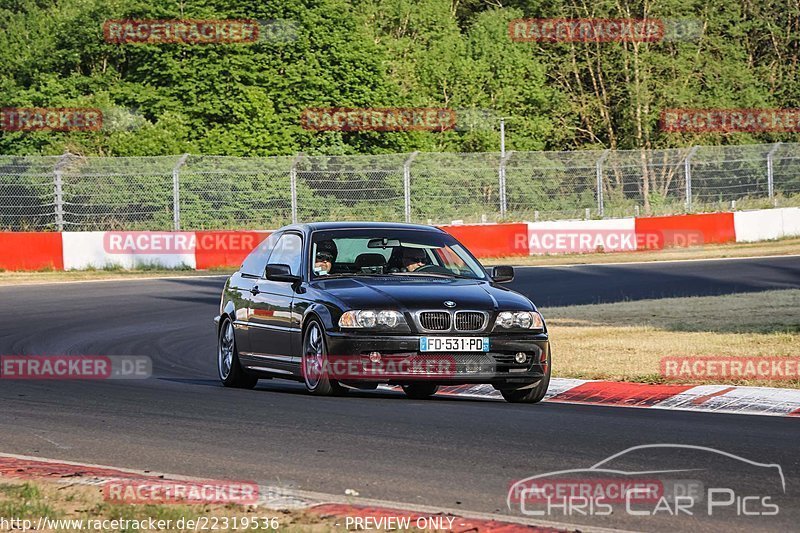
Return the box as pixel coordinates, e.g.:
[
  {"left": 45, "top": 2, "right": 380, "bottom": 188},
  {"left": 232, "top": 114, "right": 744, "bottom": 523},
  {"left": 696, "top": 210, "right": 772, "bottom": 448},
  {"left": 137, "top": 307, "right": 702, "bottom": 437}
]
[
  {"left": 160, "top": 376, "right": 506, "bottom": 403},
  {"left": 252, "top": 380, "right": 506, "bottom": 404}
]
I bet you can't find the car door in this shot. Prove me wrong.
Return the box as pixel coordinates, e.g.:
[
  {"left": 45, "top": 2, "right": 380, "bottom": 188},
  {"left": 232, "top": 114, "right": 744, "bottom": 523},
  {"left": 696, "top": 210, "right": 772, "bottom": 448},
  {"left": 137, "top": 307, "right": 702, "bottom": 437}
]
[
  {"left": 246, "top": 231, "right": 304, "bottom": 373},
  {"left": 227, "top": 232, "right": 280, "bottom": 357}
]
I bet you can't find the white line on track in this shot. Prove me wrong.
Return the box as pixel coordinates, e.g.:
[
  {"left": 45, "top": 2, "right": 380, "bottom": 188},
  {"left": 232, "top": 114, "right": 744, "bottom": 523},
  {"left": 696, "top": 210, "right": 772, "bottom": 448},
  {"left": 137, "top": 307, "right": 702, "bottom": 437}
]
[
  {"left": 514, "top": 253, "right": 800, "bottom": 268},
  {"left": 0, "top": 274, "right": 229, "bottom": 288}
]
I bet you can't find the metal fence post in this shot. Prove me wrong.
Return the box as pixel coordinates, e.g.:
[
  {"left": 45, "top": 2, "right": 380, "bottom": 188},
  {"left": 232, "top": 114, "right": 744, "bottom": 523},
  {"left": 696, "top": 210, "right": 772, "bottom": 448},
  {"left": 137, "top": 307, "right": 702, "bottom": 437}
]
[
  {"left": 684, "top": 146, "right": 699, "bottom": 212},
  {"left": 53, "top": 153, "right": 71, "bottom": 231},
  {"left": 767, "top": 142, "right": 781, "bottom": 200},
  {"left": 172, "top": 153, "right": 189, "bottom": 231},
  {"left": 596, "top": 149, "right": 610, "bottom": 218},
  {"left": 403, "top": 151, "right": 419, "bottom": 223},
  {"left": 290, "top": 153, "right": 303, "bottom": 224},
  {"left": 499, "top": 151, "right": 513, "bottom": 219}
]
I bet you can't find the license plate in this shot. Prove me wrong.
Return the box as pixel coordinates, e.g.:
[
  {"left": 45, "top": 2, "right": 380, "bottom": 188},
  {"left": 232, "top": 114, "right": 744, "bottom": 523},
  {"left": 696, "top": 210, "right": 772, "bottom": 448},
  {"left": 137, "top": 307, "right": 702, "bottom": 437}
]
[{"left": 420, "top": 337, "right": 489, "bottom": 352}]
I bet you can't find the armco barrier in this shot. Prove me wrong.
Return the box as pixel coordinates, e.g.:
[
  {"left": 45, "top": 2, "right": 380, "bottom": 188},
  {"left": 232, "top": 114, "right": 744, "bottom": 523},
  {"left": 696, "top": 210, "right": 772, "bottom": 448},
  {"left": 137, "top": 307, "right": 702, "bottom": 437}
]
[
  {"left": 0, "top": 232, "right": 63, "bottom": 271},
  {"left": 0, "top": 209, "right": 794, "bottom": 271},
  {"left": 634, "top": 212, "right": 735, "bottom": 248}
]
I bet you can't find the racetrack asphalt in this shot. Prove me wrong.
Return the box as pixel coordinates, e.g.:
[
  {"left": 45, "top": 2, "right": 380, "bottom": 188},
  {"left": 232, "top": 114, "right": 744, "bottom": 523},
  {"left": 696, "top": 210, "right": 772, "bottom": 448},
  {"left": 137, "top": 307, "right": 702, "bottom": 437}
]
[{"left": 0, "top": 256, "right": 798, "bottom": 532}]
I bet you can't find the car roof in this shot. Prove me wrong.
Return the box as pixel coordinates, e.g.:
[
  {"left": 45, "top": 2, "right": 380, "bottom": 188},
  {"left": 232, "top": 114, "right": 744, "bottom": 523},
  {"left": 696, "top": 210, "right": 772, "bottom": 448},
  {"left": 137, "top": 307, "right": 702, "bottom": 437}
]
[{"left": 277, "top": 221, "right": 447, "bottom": 234}]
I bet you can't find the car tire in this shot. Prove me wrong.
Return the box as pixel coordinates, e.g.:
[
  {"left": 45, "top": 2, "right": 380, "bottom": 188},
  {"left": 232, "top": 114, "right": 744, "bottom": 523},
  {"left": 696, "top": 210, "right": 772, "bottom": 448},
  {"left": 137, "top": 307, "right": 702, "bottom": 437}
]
[
  {"left": 500, "top": 347, "right": 551, "bottom": 404},
  {"left": 302, "top": 319, "right": 347, "bottom": 396},
  {"left": 402, "top": 383, "right": 439, "bottom": 399},
  {"left": 218, "top": 317, "right": 258, "bottom": 389}
]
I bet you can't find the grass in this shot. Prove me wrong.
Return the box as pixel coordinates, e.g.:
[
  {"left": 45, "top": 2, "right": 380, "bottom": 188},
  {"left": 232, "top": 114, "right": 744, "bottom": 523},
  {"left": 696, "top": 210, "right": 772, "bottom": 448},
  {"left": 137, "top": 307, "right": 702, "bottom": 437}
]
[
  {"left": 0, "top": 478, "right": 346, "bottom": 532},
  {"left": 481, "top": 237, "right": 800, "bottom": 266},
  {"left": 0, "top": 483, "right": 59, "bottom": 518},
  {"left": 543, "top": 289, "right": 800, "bottom": 387}
]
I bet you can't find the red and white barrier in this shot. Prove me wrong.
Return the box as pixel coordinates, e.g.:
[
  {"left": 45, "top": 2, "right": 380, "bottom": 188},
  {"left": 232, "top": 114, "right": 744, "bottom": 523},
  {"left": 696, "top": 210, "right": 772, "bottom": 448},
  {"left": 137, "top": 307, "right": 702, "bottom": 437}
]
[
  {"left": 0, "top": 232, "right": 63, "bottom": 271},
  {"left": 525, "top": 218, "right": 637, "bottom": 254},
  {"left": 193, "top": 231, "right": 272, "bottom": 269},
  {"left": 62, "top": 231, "right": 197, "bottom": 270},
  {"left": 635, "top": 212, "right": 735, "bottom": 247},
  {"left": 438, "top": 223, "right": 529, "bottom": 257},
  {"left": 733, "top": 207, "right": 800, "bottom": 242},
  {"left": 0, "top": 208, "right": 797, "bottom": 271}
]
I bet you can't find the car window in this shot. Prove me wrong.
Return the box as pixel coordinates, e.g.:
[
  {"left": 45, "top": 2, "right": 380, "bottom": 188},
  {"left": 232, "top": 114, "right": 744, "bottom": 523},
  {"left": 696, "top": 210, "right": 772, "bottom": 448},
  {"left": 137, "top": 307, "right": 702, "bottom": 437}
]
[
  {"left": 268, "top": 233, "right": 303, "bottom": 276},
  {"left": 240, "top": 232, "right": 279, "bottom": 277},
  {"left": 334, "top": 238, "right": 393, "bottom": 263},
  {"left": 435, "top": 246, "right": 467, "bottom": 270},
  {"left": 310, "top": 229, "right": 486, "bottom": 279}
]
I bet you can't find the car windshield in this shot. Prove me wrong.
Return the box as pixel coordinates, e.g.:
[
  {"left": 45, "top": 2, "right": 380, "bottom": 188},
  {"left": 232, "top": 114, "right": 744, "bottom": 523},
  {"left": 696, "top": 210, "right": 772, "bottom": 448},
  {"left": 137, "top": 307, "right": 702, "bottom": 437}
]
[{"left": 310, "top": 229, "right": 486, "bottom": 280}]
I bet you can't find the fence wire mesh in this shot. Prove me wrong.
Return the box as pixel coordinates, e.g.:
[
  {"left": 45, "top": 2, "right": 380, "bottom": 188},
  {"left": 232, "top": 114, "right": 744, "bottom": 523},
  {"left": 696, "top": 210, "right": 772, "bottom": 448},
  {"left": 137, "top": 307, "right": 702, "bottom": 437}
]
[
  {"left": 506, "top": 150, "right": 598, "bottom": 221},
  {"left": 1, "top": 143, "right": 799, "bottom": 231},
  {"left": 296, "top": 153, "right": 407, "bottom": 223}
]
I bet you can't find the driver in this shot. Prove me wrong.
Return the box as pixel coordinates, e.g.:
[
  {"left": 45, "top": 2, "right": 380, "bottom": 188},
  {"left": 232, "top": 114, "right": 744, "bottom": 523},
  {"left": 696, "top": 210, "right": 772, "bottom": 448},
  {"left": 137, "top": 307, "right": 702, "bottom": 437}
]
[
  {"left": 401, "top": 247, "right": 428, "bottom": 272},
  {"left": 313, "top": 240, "right": 337, "bottom": 276}
]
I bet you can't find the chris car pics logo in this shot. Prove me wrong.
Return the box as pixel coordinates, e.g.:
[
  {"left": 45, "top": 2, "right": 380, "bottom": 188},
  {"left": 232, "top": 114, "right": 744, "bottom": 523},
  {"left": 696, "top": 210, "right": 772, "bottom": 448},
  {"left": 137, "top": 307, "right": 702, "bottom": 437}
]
[{"left": 508, "top": 444, "right": 784, "bottom": 518}]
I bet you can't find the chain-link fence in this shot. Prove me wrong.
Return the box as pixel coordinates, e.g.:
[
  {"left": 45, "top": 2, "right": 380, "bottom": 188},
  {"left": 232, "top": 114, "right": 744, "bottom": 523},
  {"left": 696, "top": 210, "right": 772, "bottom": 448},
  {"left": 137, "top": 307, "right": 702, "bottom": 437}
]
[{"left": 2, "top": 143, "right": 799, "bottom": 231}]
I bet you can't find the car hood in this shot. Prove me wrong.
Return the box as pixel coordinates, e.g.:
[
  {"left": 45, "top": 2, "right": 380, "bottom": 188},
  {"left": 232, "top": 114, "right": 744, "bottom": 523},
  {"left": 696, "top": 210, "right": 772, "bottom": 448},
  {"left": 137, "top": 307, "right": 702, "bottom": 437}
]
[{"left": 312, "top": 276, "right": 535, "bottom": 312}]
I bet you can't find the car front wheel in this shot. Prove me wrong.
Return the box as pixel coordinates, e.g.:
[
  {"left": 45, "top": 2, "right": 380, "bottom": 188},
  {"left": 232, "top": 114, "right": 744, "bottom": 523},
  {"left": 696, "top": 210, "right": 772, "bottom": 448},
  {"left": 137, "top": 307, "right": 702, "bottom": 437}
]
[
  {"left": 500, "top": 347, "right": 551, "bottom": 403},
  {"left": 218, "top": 317, "right": 258, "bottom": 389},
  {"left": 302, "top": 319, "right": 346, "bottom": 396}
]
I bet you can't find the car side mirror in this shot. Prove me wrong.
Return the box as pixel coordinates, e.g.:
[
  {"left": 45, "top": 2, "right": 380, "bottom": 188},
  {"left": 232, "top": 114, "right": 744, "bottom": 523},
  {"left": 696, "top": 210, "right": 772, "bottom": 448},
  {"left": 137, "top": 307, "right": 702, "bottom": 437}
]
[
  {"left": 265, "top": 263, "right": 301, "bottom": 283},
  {"left": 491, "top": 265, "right": 514, "bottom": 283}
]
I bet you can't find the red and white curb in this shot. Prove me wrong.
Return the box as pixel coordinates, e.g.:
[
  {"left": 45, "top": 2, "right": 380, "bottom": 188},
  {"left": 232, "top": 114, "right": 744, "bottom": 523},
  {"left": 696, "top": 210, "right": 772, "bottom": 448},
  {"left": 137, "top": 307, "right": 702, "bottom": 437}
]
[
  {"left": 387, "top": 379, "right": 800, "bottom": 417},
  {"left": 0, "top": 453, "right": 624, "bottom": 533}
]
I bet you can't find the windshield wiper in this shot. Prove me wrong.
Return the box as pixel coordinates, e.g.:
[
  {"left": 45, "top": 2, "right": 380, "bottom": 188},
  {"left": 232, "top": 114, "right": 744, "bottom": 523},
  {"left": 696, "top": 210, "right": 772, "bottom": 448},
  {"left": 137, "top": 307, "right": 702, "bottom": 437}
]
[
  {"left": 316, "top": 273, "right": 389, "bottom": 279},
  {"left": 390, "top": 271, "right": 479, "bottom": 280}
]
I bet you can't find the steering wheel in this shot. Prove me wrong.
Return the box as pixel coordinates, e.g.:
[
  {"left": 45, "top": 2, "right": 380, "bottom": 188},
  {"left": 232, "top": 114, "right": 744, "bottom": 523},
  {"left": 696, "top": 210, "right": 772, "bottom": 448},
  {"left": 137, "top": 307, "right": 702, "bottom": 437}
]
[{"left": 414, "top": 264, "right": 452, "bottom": 274}]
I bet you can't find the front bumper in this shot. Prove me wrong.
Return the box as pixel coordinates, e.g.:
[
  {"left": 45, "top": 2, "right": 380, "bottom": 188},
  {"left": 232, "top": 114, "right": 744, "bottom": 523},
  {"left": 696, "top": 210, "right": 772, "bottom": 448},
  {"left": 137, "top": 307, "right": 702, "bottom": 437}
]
[{"left": 325, "top": 331, "right": 549, "bottom": 387}]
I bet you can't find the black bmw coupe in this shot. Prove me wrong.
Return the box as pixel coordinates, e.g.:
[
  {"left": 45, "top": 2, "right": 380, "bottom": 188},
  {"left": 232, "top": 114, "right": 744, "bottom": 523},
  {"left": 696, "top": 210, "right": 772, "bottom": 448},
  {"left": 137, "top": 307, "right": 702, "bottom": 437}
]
[{"left": 215, "top": 222, "right": 551, "bottom": 403}]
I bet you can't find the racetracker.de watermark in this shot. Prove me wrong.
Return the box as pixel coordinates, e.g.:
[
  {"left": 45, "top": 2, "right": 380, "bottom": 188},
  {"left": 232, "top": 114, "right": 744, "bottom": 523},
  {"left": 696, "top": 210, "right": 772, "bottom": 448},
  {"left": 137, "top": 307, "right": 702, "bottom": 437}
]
[
  {"left": 509, "top": 18, "right": 701, "bottom": 43},
  {"left": 306, "top": 354, "right": 466, "bottom": 381},
  {"left": 103, "top": 19, "right": 299, "bottom": 45},
  {"left": 661, "top": 356, "right": 800, "bottom": 381},
  {"left": 0, "top": 355, "right": 151, "bottom": 380},
  {"left": 661, "top": 108, "right": 800, "bottom": 132},
  {"left": 508, "top": 478, "right": 667, "bottom": 504},
  {"left": 103, "top": 231, "right": 264, "bottom": 254},
  {"left": 300, "top": 108, "right": 457, "bottom": 132},
  {"left": 509, "top": 18, "right": 662, "bottom": 42},
  {"left": 104, "top": 480, "right": 259, "bottom": 505},
  {"left": 1, "top": 108, "right": 102, "bottom": 132},
  {"left": 103, "top": 19, "right": 259, "bottom": 44},
  {"left": 516, "top": 229, "right": 704, "bottom": 254}
]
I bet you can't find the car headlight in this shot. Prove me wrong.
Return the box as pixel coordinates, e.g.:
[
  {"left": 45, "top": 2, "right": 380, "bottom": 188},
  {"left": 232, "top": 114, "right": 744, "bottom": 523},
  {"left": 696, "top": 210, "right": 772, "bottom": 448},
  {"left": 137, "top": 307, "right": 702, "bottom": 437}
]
[
  {"left": 495, "top": 311, "right": 544, "bottom": 330},
  {"left": 339, "top": 310, "right": 406, "bottom": 329}
]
